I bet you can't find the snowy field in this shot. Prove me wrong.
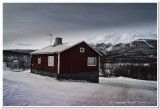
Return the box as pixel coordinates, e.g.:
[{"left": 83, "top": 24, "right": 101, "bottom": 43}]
[{"left": 3, "top": 63, "right": 157, "bottom": 106}]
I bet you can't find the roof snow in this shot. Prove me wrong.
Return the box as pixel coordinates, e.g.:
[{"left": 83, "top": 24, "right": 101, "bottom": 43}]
[
  {"left": 31, "top": 41, "right": 102, "bottom": 55},
  {"left": 30, "top": 44, "right": 70, "bottom": 55}
]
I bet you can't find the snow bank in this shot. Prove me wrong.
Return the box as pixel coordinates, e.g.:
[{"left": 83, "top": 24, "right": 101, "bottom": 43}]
[
  {"left": 3, "top": 62, "right": 10, "bottom": 71},
  {"left": 3, "top": 64, "right": 157, "bottom": 106}
]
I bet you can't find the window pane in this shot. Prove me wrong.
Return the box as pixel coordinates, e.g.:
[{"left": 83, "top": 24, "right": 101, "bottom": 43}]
[
  {"left": 48, "top": 57, "right": 50, "bottom": 66},
  {"left": 91, "top": 58, "right": 93, "bottom": 65},
  {"left": 88, "top": 57, "right": 89, "bottom": 65},
  {"left": 48, "top": 56, "right": 54, "bottom": 66},
  {"left": 87, "top": 57, "right": 96, "bottom": 66},
  {"left": 94, "top": 58, "right": 96, "bottom": 65}
]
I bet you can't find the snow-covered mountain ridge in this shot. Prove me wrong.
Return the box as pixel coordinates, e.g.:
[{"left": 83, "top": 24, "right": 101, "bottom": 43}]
[
  {"left": 87, "top": 31, "right": 157, "bottom": 45},
  {"left": 91, "top": 38, "right": 157, "bottom": 55}
]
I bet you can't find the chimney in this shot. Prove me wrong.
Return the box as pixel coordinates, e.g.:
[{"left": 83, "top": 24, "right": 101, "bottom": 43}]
[{"left": 54, "top": 37, "right": 62, "bottom": 46}]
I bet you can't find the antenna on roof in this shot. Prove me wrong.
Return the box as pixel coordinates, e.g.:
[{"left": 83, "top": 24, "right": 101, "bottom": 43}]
[{"left": 47, "top": 33, "right": 53, "bottom": 45}]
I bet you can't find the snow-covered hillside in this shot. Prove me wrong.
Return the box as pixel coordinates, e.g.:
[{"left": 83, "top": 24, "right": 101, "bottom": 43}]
[
  {"left": 3, "top": 63, "right": 157, "bottom": 106},
  {"left": 87, "top": 31, "right": 157, "bottom": 45}
]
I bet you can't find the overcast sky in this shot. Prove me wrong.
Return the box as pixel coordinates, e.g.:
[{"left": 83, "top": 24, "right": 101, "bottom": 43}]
[{"left": 3, "top": 3, "right": 157, "bottom": 49}]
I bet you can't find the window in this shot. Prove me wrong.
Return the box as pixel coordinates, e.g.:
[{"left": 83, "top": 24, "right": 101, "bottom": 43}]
[
  {"left": 87, "top": 57, "right": 96, "bottom": 66},
  {"left": 80, "top": 47, "right": 85, "bottom": 52},
  {"left": 38, "top": 57, "right": 41, "bottom": 64},
  {"left": 48, "top": 56, "right": 54, "bottom": 66}
]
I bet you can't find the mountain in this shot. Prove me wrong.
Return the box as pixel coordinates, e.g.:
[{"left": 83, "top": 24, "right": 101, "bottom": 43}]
[
  {"left": 88, "top": 31, "right": 157, "bottom": 46},
  {"left": 91, "top": 38, "right": 157, "bottom": 64},
  {"left": 3, "top": 49, "right": 36, "bottom": 54},
  {"left": 89, "top": 33, "right": 157, "bottom": 80},
  {"left": 88, "top": 31, "right": 157, "bottom": 64},
  {"left": 88, "top": 31, "right": 157, "bottom": 53}
]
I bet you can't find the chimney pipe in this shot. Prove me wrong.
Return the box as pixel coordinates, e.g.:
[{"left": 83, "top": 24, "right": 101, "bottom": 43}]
[{"left": 54, "top": 37, "right": 62, "bottom": 46}]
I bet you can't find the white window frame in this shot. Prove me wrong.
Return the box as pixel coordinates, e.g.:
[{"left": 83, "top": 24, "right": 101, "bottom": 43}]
[
  {"left": 38, "top": 57, "right": 41, "bottom": 64},
  {"left": 80, "top": 47, "right": 85, "bottom": 52},
  {"left": 48, "top": 56, "right": 54, "bottom": 66},
  {"left": 87, "top": 57, "right": 97, "bottom": 66}
]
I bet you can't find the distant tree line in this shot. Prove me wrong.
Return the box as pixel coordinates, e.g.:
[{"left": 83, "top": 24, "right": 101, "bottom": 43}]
[
  {"left": 3, "top": 49, "right": 35, "bottom": 70},
  {"left": 113, "top": 63, "right": 157, "bottom": 80},
  {"left": 100, "top": 55, "right": 157, "bottom": 81}
]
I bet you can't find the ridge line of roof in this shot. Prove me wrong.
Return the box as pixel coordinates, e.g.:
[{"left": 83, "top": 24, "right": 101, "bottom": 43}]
[
  {"left": 59, "top": 41, "right": 102, "bottom": 56},
  {"left": 30, "top": 41, "right": 101, "bottom": 56}
]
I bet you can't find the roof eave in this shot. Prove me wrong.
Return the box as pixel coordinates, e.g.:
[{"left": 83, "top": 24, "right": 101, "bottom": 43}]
[{"left": 30, "top": 52, "right": 56, "bottom": 55}]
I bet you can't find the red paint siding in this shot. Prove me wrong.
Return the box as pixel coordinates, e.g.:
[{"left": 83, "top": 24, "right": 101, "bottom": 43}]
[
  {"left": 31, "top": 42, "right": 100, "bottom": 74},
  {"left": 60, "top": 42, "right": 99, "bottom": 73},
  {"left": 31, "top": 54, "right": 58, "bottom": 73}
]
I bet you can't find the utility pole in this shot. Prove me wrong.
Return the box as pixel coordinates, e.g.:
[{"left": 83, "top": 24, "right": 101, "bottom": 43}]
[{"left": 47, "top": 34, "right": 52, "bottom": 45}]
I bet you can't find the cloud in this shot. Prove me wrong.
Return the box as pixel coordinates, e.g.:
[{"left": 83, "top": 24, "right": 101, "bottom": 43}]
[
  {"left": 3, "top": 3, "right": 157, "bottom": 49},
  {"left": 16, "top": 42, "right": 32, "bottom": 46}
]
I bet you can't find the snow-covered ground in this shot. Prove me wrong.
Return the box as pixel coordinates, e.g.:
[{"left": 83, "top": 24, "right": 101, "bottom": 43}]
[{"left": 3, "top": 63, "right": 157, "bottom": 106}]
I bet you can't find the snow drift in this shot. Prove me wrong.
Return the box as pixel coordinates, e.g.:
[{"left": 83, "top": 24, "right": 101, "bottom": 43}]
[{"left": 3, "top": 63, "right": 157, "bottom": 106}]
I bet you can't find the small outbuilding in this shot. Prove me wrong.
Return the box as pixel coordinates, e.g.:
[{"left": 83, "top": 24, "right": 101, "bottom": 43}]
[{"left": 30, "top": 37, "right": 101, "bottom": 83}]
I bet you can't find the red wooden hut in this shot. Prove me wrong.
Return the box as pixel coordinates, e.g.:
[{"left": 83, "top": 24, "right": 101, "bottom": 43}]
[{"left": 30, "top": 37, "right": 101, "bottom": 83}]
